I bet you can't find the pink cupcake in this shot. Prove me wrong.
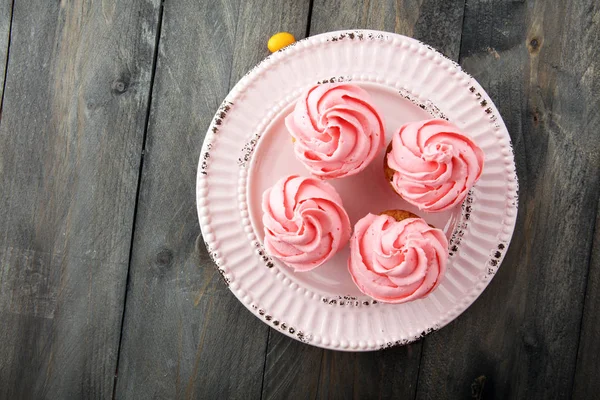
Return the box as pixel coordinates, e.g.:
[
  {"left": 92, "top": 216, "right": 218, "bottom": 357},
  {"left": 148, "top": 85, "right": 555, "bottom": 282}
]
[
  {"left": 286, "top": 83, "right": 385, "bottom": 179},
  {"left": 348, "top": 210, "right": 448, "bottom": 304},
  {"left": 384, "top": 119, "right": 484, "bottom": 212},
  {"left": 262, "top": 175, "right": 351, "bottom": 271}
]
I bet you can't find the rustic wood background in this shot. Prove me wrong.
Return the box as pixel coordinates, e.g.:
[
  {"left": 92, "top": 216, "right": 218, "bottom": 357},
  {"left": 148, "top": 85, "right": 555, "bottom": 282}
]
[{"left": 0, "top": 0, "right": 598, "bottom": 399}]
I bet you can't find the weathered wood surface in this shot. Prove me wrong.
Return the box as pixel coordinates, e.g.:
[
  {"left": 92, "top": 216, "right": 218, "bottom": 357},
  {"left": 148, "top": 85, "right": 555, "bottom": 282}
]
[
  {"left": 0, "top": 0, "right": 599, "bottom": 399},
  {"left": 415, "top": 1, "right": 600, "bottom": 399},
  {"left": 114, "top": 1, "right": 310, "bottom": 399},
  {"left": 0, "top": 0, "right": 160, "bottom": 398},
  {"left": 310, "top": 0, "right": 465, "bottom": 60},
  {"left": 574, "top": 195, "right": 600, "bottom": 399},
  {"left": 259, "top": 1, "right": 466, "bottom": 399}
]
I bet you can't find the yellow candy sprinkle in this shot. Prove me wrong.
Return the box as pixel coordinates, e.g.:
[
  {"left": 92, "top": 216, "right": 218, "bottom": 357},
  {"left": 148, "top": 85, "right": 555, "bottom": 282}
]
[{"left": 268, "top": 32, "right": 296, "bottom": 53}]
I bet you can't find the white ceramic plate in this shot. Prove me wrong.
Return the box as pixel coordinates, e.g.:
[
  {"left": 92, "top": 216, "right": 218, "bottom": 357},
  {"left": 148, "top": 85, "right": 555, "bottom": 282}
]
[{"left": 197, "top": 30, "right": 518, "bottom": 351}]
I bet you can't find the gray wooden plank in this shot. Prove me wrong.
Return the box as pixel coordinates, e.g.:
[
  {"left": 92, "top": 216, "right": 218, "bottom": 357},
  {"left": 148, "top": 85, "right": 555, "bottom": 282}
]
[
  {"left": 0, "top": 0, "right": 160, "bottom": 398},
  {"left": 573, "top": 195, "right": 600, "bottom": 399},
  {"left": 230, "top": 0, "right": 310, "bottom": 85},
  {"left": 415, "top": 1, "right": 600, "bottom": 399},
  {"left": 261, "top": 2, "right": 465, "bottom": 399},
  {"left": 0, "top": 0, "right": 12, "bottom": 103},
  {"left": 114, "top": 1, "right": 310, "bottom": 398},
  {"left": 310, "top": 0, "right": 465, "bottom": 59}
]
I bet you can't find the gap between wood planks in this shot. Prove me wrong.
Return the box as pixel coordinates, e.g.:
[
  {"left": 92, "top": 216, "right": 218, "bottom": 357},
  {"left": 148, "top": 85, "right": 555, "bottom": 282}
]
[
  {"left": 0, "top": 0, "right": 15, "bottom": 118},
  {"left": 572, "top": 188, "right": 600, "bottom": 398},
  {"left": 111, "top": 2, "right": 165, "bottom": 398}
]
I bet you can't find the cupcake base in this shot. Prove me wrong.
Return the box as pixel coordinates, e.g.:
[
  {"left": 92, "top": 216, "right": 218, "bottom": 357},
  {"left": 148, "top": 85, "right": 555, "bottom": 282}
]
[
  {"left": 383, "top": 142, "right": 395, "bottom": 182},
  {"left": 380, "top": 209, "right": 419, "bottom": 222}
]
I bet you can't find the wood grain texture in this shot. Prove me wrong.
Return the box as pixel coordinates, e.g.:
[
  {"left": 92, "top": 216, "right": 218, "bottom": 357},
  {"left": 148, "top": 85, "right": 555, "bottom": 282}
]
[
  {"left": 415, "top": 1, "right": 600, "bottom": 399},
  {"left": 261, "top": 2, "right": 465, "bottom": 399},
  {"left": 310, "top": 0, "right": 465, "bottom": 59},
  {"left": 0, "top": 0, "right": 12, "bottom": 103},
  {"left": 573, "top": 195, "right": 600, "bottom": 399},
  {"left": 266, "top": 331, "right": 422, "bottom": 400},
  {"left": 114, "top": 1, "right": 310, "bottom": 398},
  {"left": 0, "top": 0, "right": 160, "bottom": 398}
]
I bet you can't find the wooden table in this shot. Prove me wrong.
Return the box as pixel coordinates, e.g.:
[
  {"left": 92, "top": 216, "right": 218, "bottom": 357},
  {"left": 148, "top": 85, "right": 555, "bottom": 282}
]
[{"left": 1, "top": 0, "right": 598, "bottom": 398}]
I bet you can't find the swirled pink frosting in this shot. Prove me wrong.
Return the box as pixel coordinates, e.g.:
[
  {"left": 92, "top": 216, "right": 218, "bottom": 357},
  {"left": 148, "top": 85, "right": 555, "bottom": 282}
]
[
  {"left": 386, "top": 119, "right": 484, "bottom": 212},
  {"left": 285, "top": 83, "right": 385, "bottom": 179},
  {"left": 348, "top": 213, "right": 448, "bottom": 304},
  {"left": 262, "top": 175, "right": 351, "bottom": 271}
]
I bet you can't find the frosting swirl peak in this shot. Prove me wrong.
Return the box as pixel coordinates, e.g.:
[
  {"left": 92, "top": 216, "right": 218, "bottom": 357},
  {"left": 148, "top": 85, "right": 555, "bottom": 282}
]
[
  {"left": 286, "top": 83, "right": 385, "bottom": 179},
  {"left": 348, "top": 213, "right": 448, "bottom": 304},
  {"left": 386, "top": 119, "right": 484, "bottom": 212},
  {"left": 262, "top": 175, "right": 351, "bottom": 271}
]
